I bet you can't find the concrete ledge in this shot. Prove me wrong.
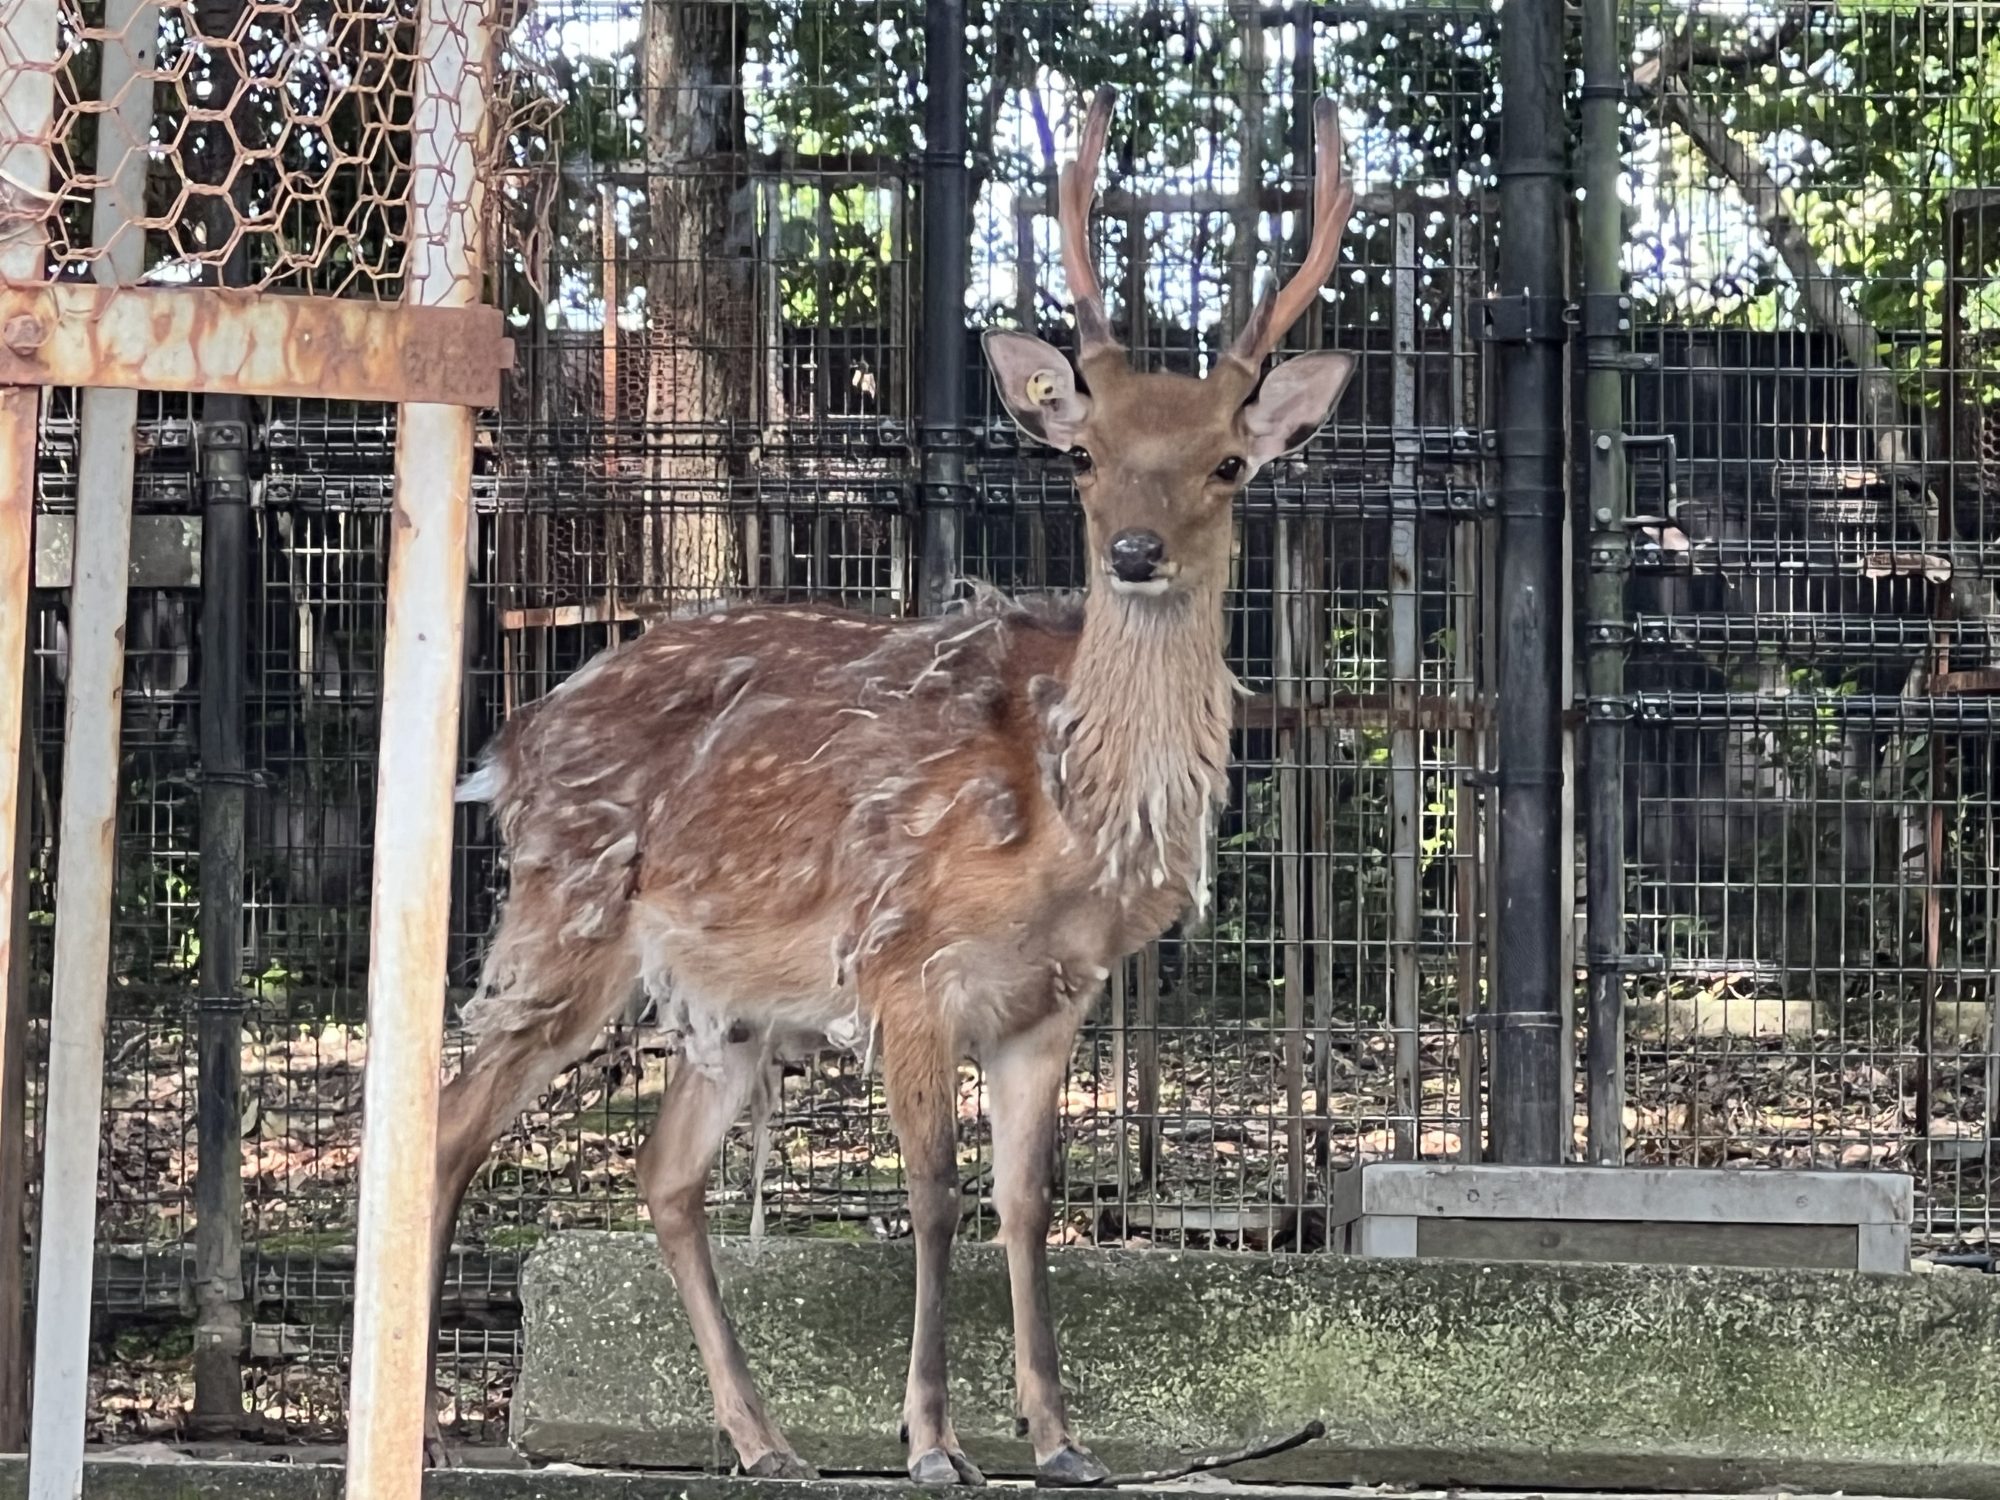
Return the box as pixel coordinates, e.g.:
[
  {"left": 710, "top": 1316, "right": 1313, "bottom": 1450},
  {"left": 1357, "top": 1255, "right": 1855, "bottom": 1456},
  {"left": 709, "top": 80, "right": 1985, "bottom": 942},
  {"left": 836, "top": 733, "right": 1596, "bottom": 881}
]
[
  {"left": 515, "top": 1232, "right": 2000, "bottom": 1497},
  {"left": 1329, "top": 1164, "right": 1912, "bottom": 1272},
  {"left": 0, "top": 1457, "right": 1937, "bottom": 1500}
]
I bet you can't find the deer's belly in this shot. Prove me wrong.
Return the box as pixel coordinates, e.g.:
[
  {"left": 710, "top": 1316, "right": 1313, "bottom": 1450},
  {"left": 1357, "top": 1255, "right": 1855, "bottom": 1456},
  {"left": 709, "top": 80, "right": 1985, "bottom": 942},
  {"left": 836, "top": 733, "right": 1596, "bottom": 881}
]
[{"left": 632, "top": 905, "right": 860, "bottom": 1066}]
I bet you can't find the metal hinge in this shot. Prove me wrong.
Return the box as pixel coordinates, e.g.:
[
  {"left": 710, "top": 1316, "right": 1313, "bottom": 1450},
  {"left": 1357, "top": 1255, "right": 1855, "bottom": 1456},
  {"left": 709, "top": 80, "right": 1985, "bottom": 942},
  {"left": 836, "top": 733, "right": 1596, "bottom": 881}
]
[
  {"left": 1580, "top": 292, "right": 1634, "bottom": 340},
  {"left": 1578, "top": 293, "right": 1661, "bottom": 370},
  {"left": 1477, "top": 293, "right": 1573, "bottom": 345}
]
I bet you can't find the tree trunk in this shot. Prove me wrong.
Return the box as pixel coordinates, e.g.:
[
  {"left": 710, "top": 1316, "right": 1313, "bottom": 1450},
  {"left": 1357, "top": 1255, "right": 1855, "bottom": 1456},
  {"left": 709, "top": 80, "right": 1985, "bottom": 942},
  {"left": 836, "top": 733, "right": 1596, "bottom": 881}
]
[{"left": 642, "top": 0, "right": 752, "bottom": 606}]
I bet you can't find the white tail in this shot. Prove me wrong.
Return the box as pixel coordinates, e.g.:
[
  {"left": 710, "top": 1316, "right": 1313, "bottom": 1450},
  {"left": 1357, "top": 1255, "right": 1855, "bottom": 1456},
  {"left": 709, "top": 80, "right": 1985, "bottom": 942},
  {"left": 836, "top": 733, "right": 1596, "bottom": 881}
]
[{"left": 426, "top": 87, "right": 1359, "bottom": 1483}]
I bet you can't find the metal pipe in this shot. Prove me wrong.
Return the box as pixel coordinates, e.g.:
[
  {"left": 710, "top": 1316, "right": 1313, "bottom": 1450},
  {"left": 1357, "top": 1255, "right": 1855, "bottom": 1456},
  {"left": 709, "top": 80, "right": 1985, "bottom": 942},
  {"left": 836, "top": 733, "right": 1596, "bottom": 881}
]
[
  {"left": 1228, "top": 0, "right": 1265, "bottom": 338},
  {"left": 185, "top": 0, "right": 251, "bottom": 1431},
  {"left": 1488, "top": 0, "right": 1568, "bottom": 1164},
  {"left": 192, "top": 399, "right": 249, "bottom": 1429},
  {"left": 0, "top": 0, "right": 55, "bottom": 1446},
  {"left": 1580, "top": 0, "right": 1629, "bottom": 1166},
  {"left": 25, "top": 0, "right": 154, "bottom": 1487},
  {"left": 1274, "top": 518, "right": 1306, "bottom": 1202},
  {"left": 917, "top": 0, "right": 967, "bottom": 615},
  {"left": 179, "top": 0, "right": 254, "bottom": 1432},
  {"left": 343, "top": 0, "right": 492, "bottom": 1491},
  {"left": 1388, "top": 208, "right": 1421, "bottom": 1158}
]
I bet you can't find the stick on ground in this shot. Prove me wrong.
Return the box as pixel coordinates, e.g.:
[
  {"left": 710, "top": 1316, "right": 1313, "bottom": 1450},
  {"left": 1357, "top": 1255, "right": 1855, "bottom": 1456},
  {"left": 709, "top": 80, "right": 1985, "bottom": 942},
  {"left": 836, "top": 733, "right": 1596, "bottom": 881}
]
[{"left": 1068, "top": 1420, "right": 1328, "bottom": 1489}]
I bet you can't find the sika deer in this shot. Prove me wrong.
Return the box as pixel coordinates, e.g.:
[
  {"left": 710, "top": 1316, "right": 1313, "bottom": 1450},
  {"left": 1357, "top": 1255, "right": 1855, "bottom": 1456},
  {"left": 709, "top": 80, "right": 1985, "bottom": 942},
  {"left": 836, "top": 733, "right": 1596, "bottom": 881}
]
[{"left": 427, "top": 86, "right": 1357, "bottom": 1484}]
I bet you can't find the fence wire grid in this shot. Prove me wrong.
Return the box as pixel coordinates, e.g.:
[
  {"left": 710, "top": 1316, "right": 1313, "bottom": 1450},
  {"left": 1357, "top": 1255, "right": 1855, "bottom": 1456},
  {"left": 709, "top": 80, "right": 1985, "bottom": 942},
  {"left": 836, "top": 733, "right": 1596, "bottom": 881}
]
[
  {"left": 1602, "top": 1, "right": 2000, "bottom": 1243},
  {"left": 0, "top": 0, "right": 1992, "bottom": 1456}
]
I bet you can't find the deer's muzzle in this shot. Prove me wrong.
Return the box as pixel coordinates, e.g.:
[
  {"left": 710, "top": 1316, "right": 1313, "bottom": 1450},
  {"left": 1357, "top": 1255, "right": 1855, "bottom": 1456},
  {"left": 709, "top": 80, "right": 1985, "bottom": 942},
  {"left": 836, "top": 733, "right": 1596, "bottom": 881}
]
[{"left": 1108, "top": 528, "right": 1169, "bottom": 589}]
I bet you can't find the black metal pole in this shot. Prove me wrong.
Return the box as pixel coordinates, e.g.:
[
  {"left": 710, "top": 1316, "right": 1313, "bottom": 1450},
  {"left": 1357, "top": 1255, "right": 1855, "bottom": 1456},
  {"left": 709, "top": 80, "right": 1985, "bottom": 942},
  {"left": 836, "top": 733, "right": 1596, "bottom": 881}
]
[
  {"left": 192, "top": 394, "right": 249, "bottom": 1432},
  {"left": 918, "top": 0, "right": 969, "bottom": 616},
  {"left": 1580, "top": 0, "right": 1629, "bottom": 1164},
  {"left": 1489, "top": 0, "right": 1568, "bottom": 1164},
  {"left": 190, "top": 0, "right": 250, "bottom": 1430}
]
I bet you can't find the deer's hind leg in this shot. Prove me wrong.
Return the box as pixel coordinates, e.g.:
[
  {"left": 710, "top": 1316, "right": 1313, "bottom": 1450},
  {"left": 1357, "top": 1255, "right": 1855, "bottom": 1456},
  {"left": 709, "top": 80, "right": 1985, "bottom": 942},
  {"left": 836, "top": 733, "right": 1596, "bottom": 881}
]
[
  {"left": 877, "top": 994, "right": 983, "bottom": 1486},
  {"left": 637, "top": 1045, "right": 815, "bottom": 1479},
  {"left": 425, "top": 926, "right": 638, "bottom": 1463},
  {"left": 426, "top": 1000, "right": 628, "bottom": 1456}
]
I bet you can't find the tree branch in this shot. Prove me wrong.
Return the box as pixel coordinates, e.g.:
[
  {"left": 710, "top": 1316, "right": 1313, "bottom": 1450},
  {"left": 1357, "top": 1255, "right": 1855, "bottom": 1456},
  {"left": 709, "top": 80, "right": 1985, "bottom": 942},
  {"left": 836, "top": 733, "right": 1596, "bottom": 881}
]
[
  {"left": 1636, "top": 9, "right": 1911, "bottom": 462},
  {"left": 1681, "top": 3, "right": 1827, "bottom": 72}
]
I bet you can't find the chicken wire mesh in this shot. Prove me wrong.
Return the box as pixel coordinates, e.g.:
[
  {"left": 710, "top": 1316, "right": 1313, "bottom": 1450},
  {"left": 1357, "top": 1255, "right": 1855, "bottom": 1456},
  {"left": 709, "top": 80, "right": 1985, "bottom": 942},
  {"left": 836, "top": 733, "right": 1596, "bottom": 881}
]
[
  {"left": 9, "top": 0, "right": 1991, "bottom": 1463},
  {"left": 0, "top": 0, "right": 515, "bottom": 298}
]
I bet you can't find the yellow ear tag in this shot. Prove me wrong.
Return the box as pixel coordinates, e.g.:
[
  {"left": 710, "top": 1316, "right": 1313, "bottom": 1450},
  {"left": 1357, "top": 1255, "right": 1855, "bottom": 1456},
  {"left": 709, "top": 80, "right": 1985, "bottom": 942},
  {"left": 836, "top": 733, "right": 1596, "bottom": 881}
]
[{"left": 1025, "top": 370, "right": 1058, "bottom": 405}]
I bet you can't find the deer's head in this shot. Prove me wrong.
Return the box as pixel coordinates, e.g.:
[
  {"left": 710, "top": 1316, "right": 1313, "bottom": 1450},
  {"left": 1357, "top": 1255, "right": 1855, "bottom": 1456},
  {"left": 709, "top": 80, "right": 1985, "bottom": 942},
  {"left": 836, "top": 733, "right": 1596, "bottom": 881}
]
[{"left": 984, "top": 87, "right": 1358, "bottom": 602}]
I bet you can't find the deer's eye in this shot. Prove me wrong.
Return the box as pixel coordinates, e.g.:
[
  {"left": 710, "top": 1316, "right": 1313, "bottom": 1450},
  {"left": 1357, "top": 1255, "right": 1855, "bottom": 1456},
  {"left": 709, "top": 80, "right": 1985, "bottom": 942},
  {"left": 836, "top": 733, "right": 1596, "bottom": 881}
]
[
  {"left": 1070, "top": 447, "right": 1094, "bottom": 473},
  {"left": 1213, "top": 456, "right": 1245, "bottom": 484}
]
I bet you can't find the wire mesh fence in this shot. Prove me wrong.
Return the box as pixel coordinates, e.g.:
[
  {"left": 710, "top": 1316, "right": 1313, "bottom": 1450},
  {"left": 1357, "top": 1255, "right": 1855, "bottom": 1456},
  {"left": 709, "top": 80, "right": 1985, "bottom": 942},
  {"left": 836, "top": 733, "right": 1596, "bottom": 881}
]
[
  {"left": 3, "top": 0, "right": 1995, "bottom": 1460},
  {"left": 1599, "top": 1, "right": 2000, "bottom": 1251}
]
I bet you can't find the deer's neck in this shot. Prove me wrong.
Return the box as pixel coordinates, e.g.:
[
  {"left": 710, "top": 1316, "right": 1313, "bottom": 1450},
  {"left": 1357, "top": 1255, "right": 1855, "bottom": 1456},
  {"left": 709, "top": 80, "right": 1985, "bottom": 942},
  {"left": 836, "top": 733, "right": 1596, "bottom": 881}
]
[{"left": 1050, "top": 584, "right": 1237, "bottom": 919}]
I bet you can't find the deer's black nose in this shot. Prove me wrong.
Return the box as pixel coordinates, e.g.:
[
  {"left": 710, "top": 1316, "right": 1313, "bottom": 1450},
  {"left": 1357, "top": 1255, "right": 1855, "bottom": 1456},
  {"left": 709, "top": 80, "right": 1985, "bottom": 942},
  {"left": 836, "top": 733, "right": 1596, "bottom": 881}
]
[{"left": 1109, "top": 529, "right": 1167, "bottom": 583}]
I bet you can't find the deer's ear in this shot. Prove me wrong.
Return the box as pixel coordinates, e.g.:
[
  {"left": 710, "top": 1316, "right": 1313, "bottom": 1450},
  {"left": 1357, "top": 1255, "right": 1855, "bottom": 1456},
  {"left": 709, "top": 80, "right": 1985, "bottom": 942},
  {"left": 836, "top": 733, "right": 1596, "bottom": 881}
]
[
  {"left": 983, "top": 330, "right": 1092, "bottom": 450},
  {"left": 1238, "top": 351, "right": 1355, "bottom": 467}
]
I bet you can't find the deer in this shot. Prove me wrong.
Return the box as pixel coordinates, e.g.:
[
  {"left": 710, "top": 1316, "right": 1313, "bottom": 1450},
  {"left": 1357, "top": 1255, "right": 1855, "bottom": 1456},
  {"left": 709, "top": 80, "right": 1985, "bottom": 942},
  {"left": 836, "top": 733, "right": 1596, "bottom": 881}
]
[{"left": 424, "top": 84, "right": 1357, "bottom": 1485}]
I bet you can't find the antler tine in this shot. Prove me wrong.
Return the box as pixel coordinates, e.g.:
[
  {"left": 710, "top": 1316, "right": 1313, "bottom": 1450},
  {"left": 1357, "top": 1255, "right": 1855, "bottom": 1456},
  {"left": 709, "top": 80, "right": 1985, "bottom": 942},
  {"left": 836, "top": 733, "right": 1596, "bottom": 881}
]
[
  {"left": 1058, "top": 85, "right": 1119, "bottom": 351},
  {"left": 1228, "top": 97, "right": 1354, "bottom": 368}
]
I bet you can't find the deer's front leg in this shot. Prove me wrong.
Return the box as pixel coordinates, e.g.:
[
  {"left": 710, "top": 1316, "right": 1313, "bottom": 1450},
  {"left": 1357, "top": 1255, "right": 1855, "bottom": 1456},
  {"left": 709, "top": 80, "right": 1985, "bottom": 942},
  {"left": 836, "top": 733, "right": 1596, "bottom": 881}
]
[
  {"left": 882, "top": 1017, "right": 984, "bottom": 1485},
  {"left": 986, "top": 1016, "right": 1108, "bottom": 1487}
]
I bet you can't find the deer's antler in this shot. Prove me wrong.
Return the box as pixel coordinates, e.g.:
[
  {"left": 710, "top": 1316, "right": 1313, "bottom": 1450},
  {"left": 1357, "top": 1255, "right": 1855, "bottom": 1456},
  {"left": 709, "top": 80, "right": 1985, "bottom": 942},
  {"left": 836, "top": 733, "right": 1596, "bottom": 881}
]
[
  {"left": 1227, "top": 96, "right": 1354, "bottom": 369},
  {"left": 1057, "top": 85, "right": 1119, "bottom": 352}
]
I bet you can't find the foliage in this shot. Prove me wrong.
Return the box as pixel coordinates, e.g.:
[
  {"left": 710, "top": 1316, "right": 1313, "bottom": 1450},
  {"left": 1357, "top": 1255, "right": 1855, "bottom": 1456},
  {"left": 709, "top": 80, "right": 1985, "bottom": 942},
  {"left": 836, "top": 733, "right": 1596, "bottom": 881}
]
[
  {"left": 1631, "top": 5, "right": 2000, "bottom": 397},
  {"left": 505, "top": 0, "right": 1501, "bottom": 333}
]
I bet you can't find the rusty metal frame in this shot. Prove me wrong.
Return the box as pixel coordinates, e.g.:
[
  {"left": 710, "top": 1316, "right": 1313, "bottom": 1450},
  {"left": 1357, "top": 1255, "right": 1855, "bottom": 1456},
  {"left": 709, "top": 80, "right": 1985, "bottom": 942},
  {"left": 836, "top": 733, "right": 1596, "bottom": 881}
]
[
  {"left": 0, "top": 0, "right": 502, "bottom": 1485},
  {"left": 342, "top": 0, "right": 498, "bottom": 1492},
  {"left": 0, "top": 0, "right": 59, "bottom": 1470},
  {"left": 0, "top": 282, "right": 513, "bottom": 407},
  {"left": 25, "top": 0, "right": 159, "bottom": 1485}
]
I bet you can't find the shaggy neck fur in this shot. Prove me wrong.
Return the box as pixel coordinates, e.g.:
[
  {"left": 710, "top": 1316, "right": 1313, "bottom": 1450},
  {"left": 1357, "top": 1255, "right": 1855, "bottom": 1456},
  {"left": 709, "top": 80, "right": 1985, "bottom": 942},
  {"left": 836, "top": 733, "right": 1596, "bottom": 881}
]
[{"left": 1052, "top": 580, "right": 1237, "bottom": 917}]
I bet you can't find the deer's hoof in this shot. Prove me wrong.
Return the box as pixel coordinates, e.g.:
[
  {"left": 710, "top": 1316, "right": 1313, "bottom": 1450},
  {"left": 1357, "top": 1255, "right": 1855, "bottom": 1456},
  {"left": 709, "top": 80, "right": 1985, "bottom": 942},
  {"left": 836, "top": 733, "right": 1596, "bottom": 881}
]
[
  {"left": 745, "top": 1450, "right": 819, "bottom": 1480},
  {"left": 422, "top": 1432, "right": 460, "bottom": 1471},
  {"left": 1035, "top": 1444, "right": 1109, "bottom": 1488},
  {"left": 909, "top": 1447, "right": 986, "bottom": 1486}
]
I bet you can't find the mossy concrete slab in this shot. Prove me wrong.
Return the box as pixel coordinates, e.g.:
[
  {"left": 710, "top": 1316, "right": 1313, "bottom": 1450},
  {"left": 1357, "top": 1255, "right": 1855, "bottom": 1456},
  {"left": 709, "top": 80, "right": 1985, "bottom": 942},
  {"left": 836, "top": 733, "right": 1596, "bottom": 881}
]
[{"left": 513, "top": 1232, "right": 2000, "bottom": 1497}]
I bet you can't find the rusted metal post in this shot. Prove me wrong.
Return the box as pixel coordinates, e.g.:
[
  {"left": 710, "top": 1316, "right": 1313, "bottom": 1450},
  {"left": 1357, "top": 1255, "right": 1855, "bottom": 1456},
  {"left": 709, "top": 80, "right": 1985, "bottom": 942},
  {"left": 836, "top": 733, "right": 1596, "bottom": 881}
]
[
  {"left": 27, "top": 365, "right": 140, "bottom": 1492},
  {"left": 0, "top": 5, "right": 66, "bottom": 1496},
  {"left": 0, "top": 0, "right": 57, "bottom": 1451},
  {"left": 0, "top": 662, "right": 30, "bottom": 1451},
  {"left": 343, "top": 0, "right": 493, "bottom": 1490},
  {"left": 27, "top": 0, "right": 157, "bottom": 1478},
  {"left": 27, "top": 310, "right": 150, "bottom": 1500}
]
